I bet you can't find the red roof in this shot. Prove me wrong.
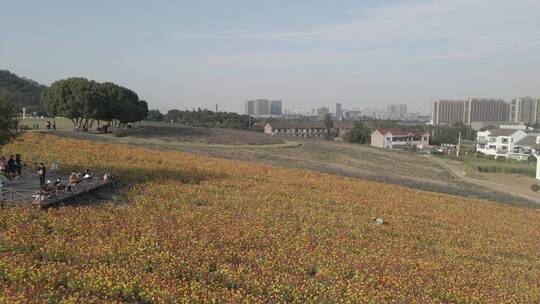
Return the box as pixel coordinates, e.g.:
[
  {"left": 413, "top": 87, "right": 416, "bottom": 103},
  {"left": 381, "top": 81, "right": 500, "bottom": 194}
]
[{"left": 376, "top": 128, "right": 429, "bottom": 137}]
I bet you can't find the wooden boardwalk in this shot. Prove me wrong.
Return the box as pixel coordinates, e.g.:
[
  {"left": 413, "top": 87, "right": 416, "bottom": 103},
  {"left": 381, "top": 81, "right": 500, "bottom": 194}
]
[
  {"left": 2, "top": 172, "right": 112, "bottom": 207},
  {"left": 40, "top": 179, "right": 113, "bottom": 208}
]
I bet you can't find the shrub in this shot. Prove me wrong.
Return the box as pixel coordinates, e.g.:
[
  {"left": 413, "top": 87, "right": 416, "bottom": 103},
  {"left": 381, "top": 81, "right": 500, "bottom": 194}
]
[{"left": 531, "top": 184, "right": 540, "bottom": 192}]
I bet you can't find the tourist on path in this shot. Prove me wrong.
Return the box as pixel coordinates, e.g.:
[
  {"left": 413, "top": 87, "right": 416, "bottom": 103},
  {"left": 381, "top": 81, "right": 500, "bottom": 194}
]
[
  {"left": 37, "top": 163, "right": 46, "bottom": 188},
  {"left": 7, "top": 156, "right": 15, "bottom": 178},
  {"left": 0, "top": 156, "right": 5, "bottom": 174},
  {"left": 15, "top": 154, "right": 22, "bottom": 177}
]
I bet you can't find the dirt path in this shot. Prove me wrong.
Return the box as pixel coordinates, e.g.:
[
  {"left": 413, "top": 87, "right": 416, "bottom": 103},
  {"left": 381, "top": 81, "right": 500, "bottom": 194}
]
[{"left": 432, "top": 157, "right": 540, "bottom": 206}]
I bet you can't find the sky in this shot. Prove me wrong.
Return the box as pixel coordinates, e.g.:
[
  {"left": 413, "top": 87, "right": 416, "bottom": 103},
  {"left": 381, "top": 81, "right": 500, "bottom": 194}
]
[{"left": 1, "top": 0, "right": 540, "bottom": 114}]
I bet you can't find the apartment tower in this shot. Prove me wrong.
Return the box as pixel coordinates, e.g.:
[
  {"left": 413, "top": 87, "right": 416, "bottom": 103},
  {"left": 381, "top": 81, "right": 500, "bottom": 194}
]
[
  {"left": 245, "top": 99, "right": 283, "bottom": 118},
  {"left": 510, "top": 97, "right": 540, "bottom": 125},
  {"left": 431, "top": 100, "right": 465, "bottom": 125},
  {"left": 432, "top": 98, "right": 510, "bottom": 126}
]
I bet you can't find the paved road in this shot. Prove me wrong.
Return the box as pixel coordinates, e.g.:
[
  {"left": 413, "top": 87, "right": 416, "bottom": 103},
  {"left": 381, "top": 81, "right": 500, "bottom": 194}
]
[{"left": 432, "top": 158, "right": 540, "bottom": 206}]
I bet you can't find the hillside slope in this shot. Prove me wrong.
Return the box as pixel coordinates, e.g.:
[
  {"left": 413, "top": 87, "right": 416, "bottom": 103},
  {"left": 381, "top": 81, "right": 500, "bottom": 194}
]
[
  {"left": 0, "top": 133, "right": 539, "bottom": 303},
  {"left": 0, "top": 70, "right": 46, "bottom": 112}
]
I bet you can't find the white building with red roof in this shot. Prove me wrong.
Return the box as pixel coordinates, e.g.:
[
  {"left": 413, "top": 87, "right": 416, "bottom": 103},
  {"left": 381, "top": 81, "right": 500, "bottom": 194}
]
[{"left": 370, "top": 128, "right": 430, "bottom": 150}]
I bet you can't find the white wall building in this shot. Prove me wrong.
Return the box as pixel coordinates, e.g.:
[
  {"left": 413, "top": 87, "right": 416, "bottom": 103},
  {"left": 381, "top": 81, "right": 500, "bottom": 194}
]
[
  {"left": 476, "top": 129, "right": 527, "bottom": 159},
  {"left": 370, "top": 129, "right": 430, "bottom": 150}
]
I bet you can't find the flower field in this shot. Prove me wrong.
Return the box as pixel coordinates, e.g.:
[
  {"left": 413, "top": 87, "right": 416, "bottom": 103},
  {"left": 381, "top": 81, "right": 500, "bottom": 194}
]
[{"left": 0, "top": 133, "right": 539, "bottom": 303}]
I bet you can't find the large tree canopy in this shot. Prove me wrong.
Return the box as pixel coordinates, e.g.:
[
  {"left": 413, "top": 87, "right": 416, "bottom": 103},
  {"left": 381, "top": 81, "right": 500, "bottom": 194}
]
[
  {"left": 42, "top": 78, "right": 148, "bottom": 130},
  {"left": 145, "top": 109, "right": 164, "bottom": 122}
]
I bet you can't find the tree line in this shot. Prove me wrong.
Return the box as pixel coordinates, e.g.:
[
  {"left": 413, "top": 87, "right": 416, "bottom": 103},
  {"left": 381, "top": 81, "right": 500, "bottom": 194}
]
[
  {"left": 42, "top": 77, "right": 148, "bottom": 130},
  {"left": 145, "top": 108, "right": 252, "bottom": 129}
]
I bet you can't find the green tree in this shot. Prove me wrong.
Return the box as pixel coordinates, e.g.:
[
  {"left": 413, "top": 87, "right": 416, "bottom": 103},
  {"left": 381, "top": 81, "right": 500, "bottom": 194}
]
[
  {"left": 163, "top": 109, "right": 251, "bottom": 129},
  {"left": 323, "top": 113, "right": 333, "bottom": 139},
  {"left": 343, "top": 122, "right": 372, "bottom": 144},
  {"left": 165, "top": 109, "right": 183, "bottom": 123},
  {"left": 42, "top": 77, "right": 102, "bottom": 130},
  {"left": 42, "top": 78, "right": 148, "bottom": 131}
]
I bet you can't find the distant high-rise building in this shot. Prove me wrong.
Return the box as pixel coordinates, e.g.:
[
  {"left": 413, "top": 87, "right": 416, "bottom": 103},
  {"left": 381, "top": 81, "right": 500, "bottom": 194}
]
[
  {"left": 463, "top": 98, "right": 509, "bottom": 125},
  {"left": 244, "top": 99, "right": 282, "bottom": 117},
  {"left": 336, "top": 103, "right": 343, "bottom": 121},
  {"left": 245, "top": 100, "right": 255, "bottom": 116},
  {"left": 510, "top": 97, "right": 540, "bottom": 125},
  {"left": 432, "top": 98, "right": 510, "bottom": 126},
  {"left": 270, "top": 100, "right": 282, "bottom": 116},
  {"left": 387, "top": 104, "right": 407, "bottom": 120},
  {"left": 432, "top": 100, "right": 465, "bottom": 125}
]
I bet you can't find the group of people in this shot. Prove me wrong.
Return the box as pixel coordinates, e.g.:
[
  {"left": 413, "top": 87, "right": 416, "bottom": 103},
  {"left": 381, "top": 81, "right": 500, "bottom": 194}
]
[
  {"left": 35, "top": 168, "right": 112, "bottom": 202},
  {"left": 96, "top": 123, "right": 112, "bottom": 133},
  {"left": 46, "top": 120, "right": 57, "bottom": 130},
  {"left": 0, "top": 154, "right": 23, "bottom": 179},
  {"left": 0, "top": 155, "right": 114, "bottom": 203},
  {"left": 68, "top": 169, "right": 94, "bottom": 186}
]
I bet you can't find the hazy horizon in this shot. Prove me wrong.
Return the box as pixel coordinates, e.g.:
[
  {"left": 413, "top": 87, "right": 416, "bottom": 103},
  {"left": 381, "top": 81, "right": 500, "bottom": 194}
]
[{"left": 2, "top": 0, "right": 540, "bottom": 114}]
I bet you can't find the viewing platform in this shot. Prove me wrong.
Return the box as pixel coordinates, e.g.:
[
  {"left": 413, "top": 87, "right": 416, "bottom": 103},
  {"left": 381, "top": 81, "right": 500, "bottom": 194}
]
[{"left": 2, "top": 172, "right": 112, "bottom": 208}]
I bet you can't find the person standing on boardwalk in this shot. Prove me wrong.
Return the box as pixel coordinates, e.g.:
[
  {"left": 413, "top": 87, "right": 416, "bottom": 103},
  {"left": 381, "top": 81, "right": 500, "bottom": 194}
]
[
  {"left": 52, "top": 120, "right": 56, "bottom": 130},
  {"left": 37, "top": 163, "right": 46, "bottom": 188},
  {"left": 7, "top": 155, "right": 15, "bottom": 178},
  {"left": 15, "top": 154, "right": 22, "bottom": 177},
  {"left": 0, "top": 174, "right": 8, "bottom": 203},
  {"left": 0, "top": 156, "right": 6, "bottom": 174}
]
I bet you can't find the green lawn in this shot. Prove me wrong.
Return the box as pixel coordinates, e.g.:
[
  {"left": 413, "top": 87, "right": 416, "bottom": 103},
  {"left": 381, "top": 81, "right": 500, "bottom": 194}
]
[
  {"left": 457, "top": 157, "right": 535, "bottom": 177},
  {"left": 18, "top": 117, "right": 73, "bottom": 130}
]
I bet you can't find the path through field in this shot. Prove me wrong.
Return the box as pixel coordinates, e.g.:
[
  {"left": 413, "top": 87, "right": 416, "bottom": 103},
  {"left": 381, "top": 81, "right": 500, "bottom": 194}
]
[{"left": 433, "top": 157, "right": 540, "bottom": 205}]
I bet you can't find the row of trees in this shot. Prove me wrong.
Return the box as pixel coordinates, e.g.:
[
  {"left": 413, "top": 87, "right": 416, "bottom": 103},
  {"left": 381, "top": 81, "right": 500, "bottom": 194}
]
[
  {"left": 146, "top": 108, "right": 252, "bottom": 129},
  {"left": 42, "top": 78, "right": 148, "bottom": 130}
]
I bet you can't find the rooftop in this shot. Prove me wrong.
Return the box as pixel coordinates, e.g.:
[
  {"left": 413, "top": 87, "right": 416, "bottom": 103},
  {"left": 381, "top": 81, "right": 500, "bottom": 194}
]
[
  {"left": 375, "top": 128, "right": 429, "bottom": 137},
  {"left": 267, "top": 122, "right": 354, "bottom": 129},
  {"left": 486, "top": 129, "right": 524, "bottom": 137},
  {"left": 516, "top": 135, "right": 539, "bottom": 146}
]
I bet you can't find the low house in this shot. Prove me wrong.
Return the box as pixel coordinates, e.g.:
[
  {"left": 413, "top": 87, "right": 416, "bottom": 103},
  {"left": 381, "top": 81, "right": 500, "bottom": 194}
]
[
  {"left": 264, "top": 122, "right": 353, "bottom": 138},
  {"left": 515, "top": 135, "right": 540, "bottom": 151},
  {"left": 476, "top": 129, "right": 527, "bottom": 159},
  {"left": 334, "top": 122, "right": 354, "bottom": 136},
  {"left": 370, "top": 129, "right": 430, "bottom": 150},
  {"left": 264, "top": 123, "right": 327, "bottom": 138},
  {"left": 507, "top": 134, "right": 540, "bottom": 161}
]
